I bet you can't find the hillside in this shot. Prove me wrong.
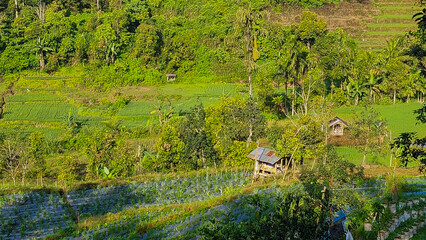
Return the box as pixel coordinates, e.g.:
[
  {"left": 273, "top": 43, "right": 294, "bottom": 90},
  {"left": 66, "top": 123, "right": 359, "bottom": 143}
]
[{"left": 278, "top": 0, "right": 421, "bottom": 50}]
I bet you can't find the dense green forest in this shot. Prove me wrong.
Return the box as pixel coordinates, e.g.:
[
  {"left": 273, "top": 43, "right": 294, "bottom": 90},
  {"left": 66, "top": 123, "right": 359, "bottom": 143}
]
[{"left": 0, "top": 0, "right": 424, "bottom": 103}]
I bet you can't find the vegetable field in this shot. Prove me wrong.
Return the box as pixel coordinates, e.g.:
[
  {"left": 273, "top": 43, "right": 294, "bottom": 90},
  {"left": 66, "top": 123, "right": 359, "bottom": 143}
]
[
  {"left": 0, "top": 192, "right": 74, "bottom": 239},
  {"left": 66, "top": 170, "right": 251, "bottom": 219},
  {"left": 0, "top": 170, "right": 253, "bottom": 239}
]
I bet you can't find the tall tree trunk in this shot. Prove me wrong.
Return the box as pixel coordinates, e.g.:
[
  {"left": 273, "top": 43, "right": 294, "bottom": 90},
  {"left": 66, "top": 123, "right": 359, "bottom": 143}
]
[
  {"left": 284, "top": 78, "right": 288, "bottom": 111},
  {"left": 246, "top": 121, "right": 253, "bottom": 148},
  {"left": 393, "top": 89, "right": 396, "bottom": 104},
  {"left": 40, "top": 51, "right": 45, "bottom": 70},
  {"left": 248, "top": 70, "right": 252, "bottom": 98},
  {"left": 370, "top": 87, "right": 373, "bottom": 102},
  {"left": 97, "top": 0, "right": 100, "bottom": 11},
  {"left": 292, "top": 81, "right": 295, "bottom": 116},
  {"left": 14, "top": 0, "right": 19, "bottom": 18}
]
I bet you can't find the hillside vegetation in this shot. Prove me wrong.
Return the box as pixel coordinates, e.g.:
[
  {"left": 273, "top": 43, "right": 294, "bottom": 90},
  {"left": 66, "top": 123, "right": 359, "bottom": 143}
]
[{"left": 1, "top": 1, "right": 426, "bottom": 240}]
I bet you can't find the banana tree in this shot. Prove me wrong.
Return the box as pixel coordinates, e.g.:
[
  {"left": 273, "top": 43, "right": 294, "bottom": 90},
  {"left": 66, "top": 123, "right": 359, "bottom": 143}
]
[
  {"left": 347, "top": 78, "right": 366, "bottom": 105},
  {"left": 33, "top": 37, "right": 52, "bottom": 71},
  {"left": 364, "top": 69, "right": 382, "bottom": 103}
]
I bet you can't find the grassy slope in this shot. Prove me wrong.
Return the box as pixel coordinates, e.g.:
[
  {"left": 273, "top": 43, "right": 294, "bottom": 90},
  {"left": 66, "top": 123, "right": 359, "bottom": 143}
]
[
  {"left": 334, "top": 102, "right": 425, "bottom": 166},
  {"left": 334, "top": 102, "right": 425, "bottom": 137}
]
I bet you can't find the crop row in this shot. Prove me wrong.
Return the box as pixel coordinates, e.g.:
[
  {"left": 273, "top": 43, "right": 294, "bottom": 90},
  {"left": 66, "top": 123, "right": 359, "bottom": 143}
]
[
  {"left": 3, "top": 102, "right": 77, "bottom": 122},
  {"left": 0, "top": 192, "right": 73, "bottom": 240},
  {"left": 66, "top": 170, "right": 251, "bottom": 218},
  {"left": 67, "top": 208, "right": 181, "bottom": 239}
]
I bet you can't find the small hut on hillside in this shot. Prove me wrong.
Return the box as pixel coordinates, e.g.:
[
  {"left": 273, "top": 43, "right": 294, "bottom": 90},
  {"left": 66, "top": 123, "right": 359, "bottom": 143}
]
[
  {"left": 248, "top": 147, "right": 285, "bottom": 177},
  {"left": 166, "top": 73, "right": 176, "bottom": 82},
  {"left": 328, "top": 116, "right": 348, "bottom": 136}
]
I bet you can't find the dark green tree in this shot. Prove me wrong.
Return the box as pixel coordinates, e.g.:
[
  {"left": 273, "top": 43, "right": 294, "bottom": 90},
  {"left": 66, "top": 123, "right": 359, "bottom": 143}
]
[{"left": 181, "top": 103, "right": 217, "bottom": 169}]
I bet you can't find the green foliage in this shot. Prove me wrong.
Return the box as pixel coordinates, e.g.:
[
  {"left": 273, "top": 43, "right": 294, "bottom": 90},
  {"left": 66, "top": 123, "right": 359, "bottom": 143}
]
[
  {"left": 276, "top": 115, "right": 325, "bottom": 167},
  {"left": 81, "top": 127, "right": 136, "bottom": 178},
  {"left": 350, "top": 104, "right": 388, "bottom": 165},
  {"left": 414, "top": 103, "right": 426, "bottom": 124},
  {"left": 180, "top": 103, "right": 217, "bottom": 169},
  {"left": 206, "top": 97, "right": 266, "bottom": 151},
  {"left": 221, "top": 141, "right": 256, "bottom": 168},
  {"left": 155, "top": 124, "right": 186, "bottom": 171},
  {"left": 57, "top": 156, "right": 79, "bottom": 185},
  {"left": 293, "top": 11, "right": 327, "bottom": 48},
  {"left": 391, "top": 132, "right": 418, "bottom": 167},
  {"left": 200, "top": 185, "right": 331, "bottom": 240},
  {"left": 28, "top": 131, "right": 46, "bottom": 175}
]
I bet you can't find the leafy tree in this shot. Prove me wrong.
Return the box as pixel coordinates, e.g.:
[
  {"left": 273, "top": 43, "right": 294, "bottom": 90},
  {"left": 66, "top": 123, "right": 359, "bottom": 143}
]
[
  {"left": 276, "top": 116, "right": 325, "bottom": 170},
  {"left": 180, "top": 103, "right": 217, "bottom": 169},
  {"left": 28, "top": 131, "right": 46, "bottom": 180},
  {"left": 57, "top": 156, "right": 79, "bottom": 186},
  {"left": 350, "top": 105, "right": 388, "bottom": 165},
  {"left": 206, "top": 97, "right": 265, "bottom": 156},
  {"left": 155, "top": 124, "right": 186, "bottom": 171},
  {"left": 132, "top": 23, "right": 160, "bottom": 63},
  {"left": 293, "top": 11, "right": 327, "bottom": 50},
  {"left": 414, "top": 103, "right": 426, "bottom": 124},
  {"left": 390, "top": 132, "right": 417, "bottom": 167}
]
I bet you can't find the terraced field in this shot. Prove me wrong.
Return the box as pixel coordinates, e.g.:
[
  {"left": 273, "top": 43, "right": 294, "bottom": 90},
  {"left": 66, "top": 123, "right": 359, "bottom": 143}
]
[
  {"left": 0, "top": 170, "right": 252, "bottom": 239},
  {"left": 0, "top": 75, "right": 247, "bottom": 136},
  {"left": 278, "top": 0, "right": 421, "bottom": 51},
  {"left": 359, "top": 0, "right": 422, "bottom": 51},
  {"left": 2, "top": 174, "right": 423, "bottom": 239}
]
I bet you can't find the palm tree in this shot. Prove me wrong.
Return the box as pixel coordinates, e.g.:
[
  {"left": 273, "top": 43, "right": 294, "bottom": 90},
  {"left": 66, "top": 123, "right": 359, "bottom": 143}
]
[
  {"left": 234, "top": 4, "right": 262, "bottom": 98},
  {"left": 33, "top": 37, "right": 52, "bottom": 71},
  {"left": 413, "top": 8, "right": 426, "bottom": 31}
]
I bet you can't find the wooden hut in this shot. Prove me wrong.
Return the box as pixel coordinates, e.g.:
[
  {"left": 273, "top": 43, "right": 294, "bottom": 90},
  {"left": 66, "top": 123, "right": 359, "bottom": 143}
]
[
  {"left": 328, "top": 116, "right": 348, "bottom": 136},
  {"left": 166, "top": 73, "right": 177, "bottom": 82},
  {"left": 247, "top": 147, "right": 284, "bottom": 177}
]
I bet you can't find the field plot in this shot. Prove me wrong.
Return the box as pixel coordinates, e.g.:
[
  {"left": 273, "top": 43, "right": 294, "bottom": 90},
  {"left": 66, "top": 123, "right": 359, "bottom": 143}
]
[
  {"left": 334, "top": 102, "right": 426, "bottom": 137},
  {"left": 0, "top": 191, "right": 74, "bottom": 239},
  {"left": 66, "top": 170, "right": 251, "bottom": 219},
  {"left": 3, "top": 102, "right": 77, "bottom": 122},
  {"left": 6, "top": 93, "right": 65, "bottom": 103},
  {"left": 115, "top": 83, "right": 246, "bottom": 127},
  {"left": 69, "top": 208, "right": 180, "bottom": 239},
  {"left": 360, "top": 0, "right": 420, "bottom": 51}
]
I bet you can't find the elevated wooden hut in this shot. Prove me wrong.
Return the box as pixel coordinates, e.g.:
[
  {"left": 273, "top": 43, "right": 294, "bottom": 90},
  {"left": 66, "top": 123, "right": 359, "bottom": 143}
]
[
  {"left": 248, "top": 147, "right": 284, "bottom": 177},
  {"left": 328, "top": 116, "right": 348, "bottom": 136}
]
